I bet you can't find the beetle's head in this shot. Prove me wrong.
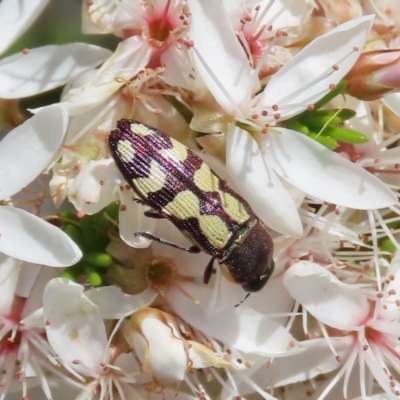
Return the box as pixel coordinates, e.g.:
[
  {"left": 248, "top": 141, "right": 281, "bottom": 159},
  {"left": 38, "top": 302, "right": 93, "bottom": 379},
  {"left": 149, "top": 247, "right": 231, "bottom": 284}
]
[{"left": 219, "top": 221, "right": 274, "bottom": 293}]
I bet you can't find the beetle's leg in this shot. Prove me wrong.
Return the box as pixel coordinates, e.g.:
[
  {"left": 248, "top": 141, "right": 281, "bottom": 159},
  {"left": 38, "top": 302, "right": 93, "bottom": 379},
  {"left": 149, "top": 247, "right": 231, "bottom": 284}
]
[
  {"left": 203, "top": 257, "right": 216, "bottom": 284},
  {"left": 143, "top": 210, "right": 166, "bottom": 219},
  {"left": 132, "top": 198, "right": 148, "bottom": 206},
  {"left": 234, "top": 293, "right": 251, "bottom": 308},
  {"left": 134, "top": 232, "right": 201, "bottom": 253}
]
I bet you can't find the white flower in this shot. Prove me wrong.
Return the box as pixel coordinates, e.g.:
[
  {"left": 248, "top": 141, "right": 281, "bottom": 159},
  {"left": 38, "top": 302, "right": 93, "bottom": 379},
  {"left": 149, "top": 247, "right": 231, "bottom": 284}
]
[
  {"left": 0, "top": 106, "right": 81, "bottom": 266},
  {"left": 82, "top": 0, "right": 190, "bottom": 87},
  {"left": 0, "top": 260, "right": 74, "bottom": 400},
  {"left": 222, "top": 0, "right": 315, "bottom": 77},
  {"left": 187, "top": 0, "right": 397, "bottom": 237},
  {"left": 42, "top": 278, "right": 156, "bottom": 399},
  {"left": 283, "top": 259, "right": 400, "bottom": 399}
]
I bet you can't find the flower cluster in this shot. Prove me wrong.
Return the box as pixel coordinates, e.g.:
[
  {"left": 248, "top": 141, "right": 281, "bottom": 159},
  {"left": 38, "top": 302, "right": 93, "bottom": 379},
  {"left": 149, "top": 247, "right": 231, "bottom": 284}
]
[{"left": 1, "top": 0, "right": 400, "bottom": 399}]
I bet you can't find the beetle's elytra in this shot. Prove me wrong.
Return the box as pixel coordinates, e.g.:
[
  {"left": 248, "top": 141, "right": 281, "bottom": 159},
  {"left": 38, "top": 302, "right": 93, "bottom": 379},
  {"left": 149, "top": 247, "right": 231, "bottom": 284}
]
[{"left": 108, "top": 119, "right": 274, "bottom": 292}]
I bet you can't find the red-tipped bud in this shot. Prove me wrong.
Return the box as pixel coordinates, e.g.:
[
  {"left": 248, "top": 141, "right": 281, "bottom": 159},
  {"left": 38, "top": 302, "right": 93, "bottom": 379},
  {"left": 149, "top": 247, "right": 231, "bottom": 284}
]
[{"left": 345, "top": 49, "right": 400, "bottom": 100}]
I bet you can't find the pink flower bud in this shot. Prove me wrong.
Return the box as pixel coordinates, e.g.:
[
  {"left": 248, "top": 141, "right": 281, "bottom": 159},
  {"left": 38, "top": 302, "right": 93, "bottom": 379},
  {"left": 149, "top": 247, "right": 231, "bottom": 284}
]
[{"left": 345, "top": 49, "right": 400, "bottom": 100}]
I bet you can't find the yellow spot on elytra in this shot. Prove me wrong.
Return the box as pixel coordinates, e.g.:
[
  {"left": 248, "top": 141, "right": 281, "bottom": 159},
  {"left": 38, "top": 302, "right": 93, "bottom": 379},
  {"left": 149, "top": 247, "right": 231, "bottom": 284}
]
[
  {"left": 163, "top": 191, "right": 231, "bottom": 249},
  {"left": 163, "top": 190, "right": 200, "bottom": 220},
  {"left": 193, "top": 164, "right": 250, "bottom": 224},
  {"left": 219, "top": 192, "right": 249, "bottom": 224},
  {"left": 198, "top": 214, "right": 230, "bottom": 248},
  {"left": 159, "top": 142, "right": 188, "bottom": 163},
  {"left": 117, "top": 140, "right": 135, "bottom": 163},
  {"left": 135, "top": 160, "right": 166, "bottom": 195},
  {"left": 130, "top": 122, "right": 153, "bottom": 136},
  {"left": 193, "top": 163, "right": 218, "bottom": 192}
]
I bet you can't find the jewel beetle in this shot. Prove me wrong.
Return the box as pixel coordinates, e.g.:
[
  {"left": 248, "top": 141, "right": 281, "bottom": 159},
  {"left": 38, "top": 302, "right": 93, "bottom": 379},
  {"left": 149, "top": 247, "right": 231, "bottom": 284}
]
[{"left": 108, "top": 119, "right": 274, "bottom": 292}]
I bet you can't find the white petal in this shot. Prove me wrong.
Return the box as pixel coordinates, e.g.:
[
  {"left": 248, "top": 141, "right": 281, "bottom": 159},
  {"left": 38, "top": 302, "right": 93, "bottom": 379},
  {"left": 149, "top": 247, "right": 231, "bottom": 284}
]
[
  {"left": 259, "top": 16, "right": 373, "bottom": 118},
  {"left": 119, "top": 190, "right": 156, "bottom": 248},
  {"left": 236, "top": 337, "right": 353, "bottom": 395},
  {"left": 43, "top": 278, "right": 107, "bottom": 375},
  {"left": 226, "top": 125, "right": 302, "bottom": 237},
  {"left": 85, "top": 287, "right": 157, "bottom": 319},
  {"left": 383, "top": 93, "right": 400, "bottom": 118},
  {"left": 60, "top": 36, "right": 152, "bottom": 114},
  {"left": 255, "top": 0, "right": 315, "bottom": 31},
  {"left": 187, "top": 0, "right": 255, "bottom": 113},
  {"left": 0, "top": 206, "right": 82, "bottom": 267},
  {"left": 15, "top": 263, "right": 41, "bottom": 298},
  {"left": 68, "top": 159, "right": 116, "bottom": 214},
  {"left": 219, "top": 274, "right": 294, "bottom": 320},
  {"left": 0, "top": 0, "right": 49, "bottom": 55},
  {"left": 167, "top": 282, "right": 303, "bottom": 356},
  {"left": 0, "top": 44, "right": 111, "bottom": 98},
  {"left": 0, "top": 105, "right": 68, "bottom": 199},
  {"left": 266, "top": 128, "right": 397, "bottom": 209},
  {"left": 21, "top": 266, "right": 59, "bottom": 318},
  {"left": 283, "top": 261, "right": 370, "bottom": 330},
  {"left": 0, "top": 254, "right": 20, "bottom": 315},
  {"left": 151, "top": 219, "right": 208, "bottom": 278}
]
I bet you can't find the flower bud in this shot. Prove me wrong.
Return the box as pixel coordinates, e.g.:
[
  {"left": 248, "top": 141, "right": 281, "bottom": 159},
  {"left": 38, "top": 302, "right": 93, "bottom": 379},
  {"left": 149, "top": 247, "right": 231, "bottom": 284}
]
[
  {"left": 124, "top": 307, "right": 189, "bottom": 384},
  {"left": 124, "top": 307, "right": 230, "bottom": 384},
  {"left": 345, "top": 50, "right": 400, "bottom": 100}
]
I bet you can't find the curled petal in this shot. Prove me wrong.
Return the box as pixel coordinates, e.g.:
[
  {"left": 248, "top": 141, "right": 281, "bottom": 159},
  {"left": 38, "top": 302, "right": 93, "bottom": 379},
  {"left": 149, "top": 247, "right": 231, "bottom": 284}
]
[
  {"left": 283, "top": 261, "right": 370, "bottom": 330},
  {"left": 188, "top": 340, "right": 230, "bottom": 369},
  {"left": 0, "top": 44, "right": 111, "bottom": 98},
  {"left": 0, "top": 206, "right": 82, "bottom": 267},
  {"left": 227, "top": 125, "right": 302, "bottom": 237},
  {"left": 0, "top": 106, "right": 68, "bottom": 200},
  {"left": 265, "top": 128, "right": 397, "bottom": 209}
]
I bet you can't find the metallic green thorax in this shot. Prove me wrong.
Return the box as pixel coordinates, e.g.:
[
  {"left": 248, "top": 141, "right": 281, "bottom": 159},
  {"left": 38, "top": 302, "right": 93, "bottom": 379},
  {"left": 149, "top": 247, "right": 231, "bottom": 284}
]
[{"left": 108, "top": 119, "right": 274, "bottom": 293}]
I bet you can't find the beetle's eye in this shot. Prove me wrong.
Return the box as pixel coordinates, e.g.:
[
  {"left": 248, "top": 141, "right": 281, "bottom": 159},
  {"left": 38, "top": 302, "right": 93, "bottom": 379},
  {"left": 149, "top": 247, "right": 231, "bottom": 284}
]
[{"left": 241, "top": 261, "right": 275, "bottom": 293}]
